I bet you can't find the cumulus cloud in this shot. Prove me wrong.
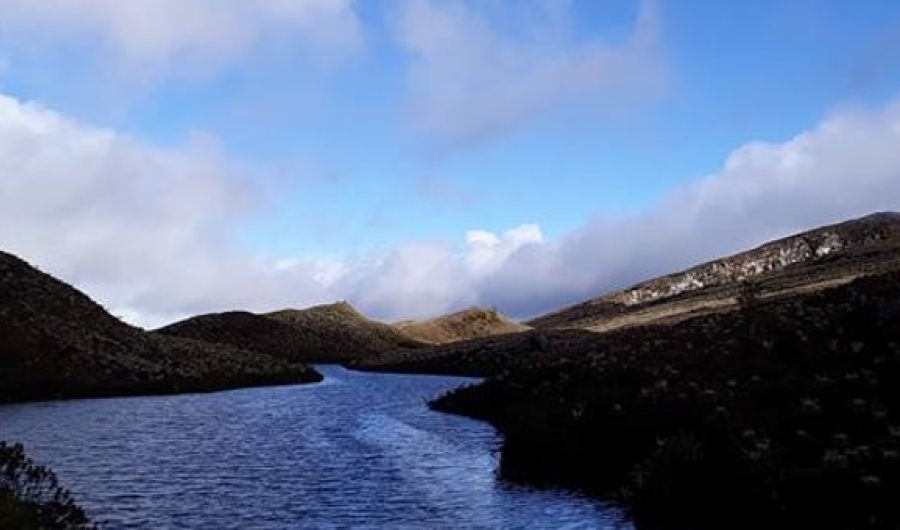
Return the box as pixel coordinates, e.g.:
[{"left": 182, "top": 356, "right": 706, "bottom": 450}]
[
  {"left": 0, "top": 0, "right": 363, "bottom": 79},
  {"left": 395, "top": 0, "right": 666, "bottom": 144},
  {"left": 0, "top": 92, "right": 335, "bottom": 327},
  {"left": 2, "top": 91, "right": 899, "bottom": 327},
  {"left": 343, "top": 224, "right": 544, "bottom": 320}
]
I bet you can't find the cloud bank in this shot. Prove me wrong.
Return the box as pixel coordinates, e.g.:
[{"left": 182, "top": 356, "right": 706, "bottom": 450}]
[{"left": 1, "top": 91, "right": 899, "bottom": 327}]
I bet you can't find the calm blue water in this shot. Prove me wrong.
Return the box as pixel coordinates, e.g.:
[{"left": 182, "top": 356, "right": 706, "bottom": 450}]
[{"left": 0, "top": 366, "right": 630, "bottom": 529}]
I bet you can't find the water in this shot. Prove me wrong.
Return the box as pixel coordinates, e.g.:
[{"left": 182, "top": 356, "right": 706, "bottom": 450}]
[{"left": 0, "top": 366, "right": 630, "bottom": 529}]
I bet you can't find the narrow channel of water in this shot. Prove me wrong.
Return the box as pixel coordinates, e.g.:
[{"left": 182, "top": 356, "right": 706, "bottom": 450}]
[{"left": 0, "top": 365, "right": 631, "bottom": 529}]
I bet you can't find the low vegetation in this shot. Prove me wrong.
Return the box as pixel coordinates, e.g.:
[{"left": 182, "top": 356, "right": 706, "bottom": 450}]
[{"left": 431, "top": 271, "right": 900, "bottom": 529}]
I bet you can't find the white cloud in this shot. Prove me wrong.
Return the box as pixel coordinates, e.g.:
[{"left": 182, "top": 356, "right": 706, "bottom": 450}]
[
  {"left": 343, "top": 224, "right": 543, "bottom": 320},
  {"left": 395, "top": 0, "right": 666, "bottom": 144},
  {"left": 465, "top": 224, "right": 543, "bottom": 276},
  {"left": 2, "top": 90, "right": 900, "bottom": 327},
  {"left": 0, "top": 0, "right": 363, "bottom": 78},
  {"left": 0, "top": 92, "right": 335, "bottom": 327}
]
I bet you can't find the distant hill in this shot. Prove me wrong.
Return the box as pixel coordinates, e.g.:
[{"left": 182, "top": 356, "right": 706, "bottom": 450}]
[
  {"left": 528, "top": 212, "right": 900, "bottom": 331},
  {"left": 394, "top": 307, "right": 529, "bottom": 344},
  {"left": 156, "top": 311, "right": 324, "bottom": 362},
  {"left": 158, "top": 302, "right": 423, "bottom": 363},
  {"left": 264, "top": 302, "right": 425, "bottom": 361},
  {"left": 359, "top": 211, "right": 900, "bottom": 374},
  {"left": 0, "top": 250, "right": 321, "bottom": 403}
]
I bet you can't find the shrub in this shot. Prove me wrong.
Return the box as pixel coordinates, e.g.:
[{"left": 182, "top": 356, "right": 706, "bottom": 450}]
[
  {"left": 737, "top": 279, "right": 762, "bottom": 310},
  {"left": 0, "top": 442, "right": 94, "bottom": 529}
]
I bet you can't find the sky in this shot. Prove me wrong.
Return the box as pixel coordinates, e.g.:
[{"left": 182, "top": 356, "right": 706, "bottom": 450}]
[{"left": 1, "top": 0, "right": 900, "bottom": 328}]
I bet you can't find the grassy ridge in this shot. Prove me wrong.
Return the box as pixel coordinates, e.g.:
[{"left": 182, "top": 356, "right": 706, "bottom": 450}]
[{"left": 394, "top": 306, "right": 529, "bottom": 344}]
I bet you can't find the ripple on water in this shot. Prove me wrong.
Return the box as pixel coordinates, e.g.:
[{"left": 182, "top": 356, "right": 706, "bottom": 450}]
[{"left": 0, "top": 366, "right": 631, "bottom": 529}]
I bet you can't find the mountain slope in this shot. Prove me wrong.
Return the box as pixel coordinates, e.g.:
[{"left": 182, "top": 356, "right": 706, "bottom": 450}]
[
  {"left": 359, "top": 212, "right": 900, "bottom": 376},
  {"left": 157, "top": 303, "right": 422, "bottom": 363},
  {"left": 157, "top": 311, "right": 318, "bottom": 362},
  {"left": 430, "top": 267, "right": 900, "bottom": 529},
  {"left": 393, "top": 307, "right": 529, "bottom": 344},
  {"left": 528, "top": 212, "right": 900, "bottom": 331},
  {"left": 262, "top": 302, "right": 425, "bottom": 361},
  {"left": 0, "top": 250, "right": 321, "bottom": 403}
]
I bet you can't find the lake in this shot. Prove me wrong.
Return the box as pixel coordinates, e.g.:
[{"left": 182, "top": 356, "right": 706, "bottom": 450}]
[{"left": 0, "top": 365, "right": 630, "bottom": 529}]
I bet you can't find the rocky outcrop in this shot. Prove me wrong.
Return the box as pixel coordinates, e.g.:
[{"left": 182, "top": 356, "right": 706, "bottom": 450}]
[
  {"left": 618, "top": 213, "right": 897, "bottom": 306},
  {"left": 529, "top": 212, "right": 900, "bottom": 329},
  {"left": 0, "top": 250, "right": 321, "bottom": 403},
  {"left": 394, "top": 306, "right": 529, "bottom": 344}
]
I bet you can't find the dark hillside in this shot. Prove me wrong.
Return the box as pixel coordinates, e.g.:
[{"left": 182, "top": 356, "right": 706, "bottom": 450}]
[
  {"left": 263, "top": 302, "right": 424, "bottom": 362},
  {"left": 432, "top": 269, "right": 900, "bottom": 529},
  {"left": 0, "top": 250, "right": 321, "bottom": 403}
]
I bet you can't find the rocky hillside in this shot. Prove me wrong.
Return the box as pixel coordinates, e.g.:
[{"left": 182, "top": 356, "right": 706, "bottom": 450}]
[
  {"left": 529, "top": 212, "right": 900, "bottom": 331},
  {"left": 0, "top": 250, "right": 321, "bottom": 403},
  {"left": 263, "top": 302, "right": 425, "bottom": 361},
  {"left": 394, "top": 306, "right": 529, "bottom": 344}
]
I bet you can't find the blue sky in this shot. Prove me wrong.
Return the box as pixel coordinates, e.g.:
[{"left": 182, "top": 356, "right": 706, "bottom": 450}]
[{"left": 1, "top": 0, "right": 899, "bottom": 326}]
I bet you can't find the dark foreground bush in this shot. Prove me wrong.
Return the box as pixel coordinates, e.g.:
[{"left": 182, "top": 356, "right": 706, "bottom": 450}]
[{"left": 0, "top": 442, "right": 94, "bottom": 529}]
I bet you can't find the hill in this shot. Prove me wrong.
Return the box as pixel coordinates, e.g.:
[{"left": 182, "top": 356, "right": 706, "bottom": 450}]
[
  {"left": 393, "top": 306, "right": 529, "bottom": 344},
  {"left": 528, "top": 212, "right": 900, "bottom": 332},
  {"left": 157, "top": 302, "right": 423, "bottom": 363},
  {"left": 263, "top": 302, "right": 425, "bottom": 361},
  {"left": 0, "top": 250, "right": 321, "bottom": 403},
  {"left": 430, "top": 268, "right": 900, "bottom": 529},
  {"left": 157, "top": 311, "right": 321, "bottom": 362},
  {"left": 358, "top": 213, "right": 900, "bottom": 374}
]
